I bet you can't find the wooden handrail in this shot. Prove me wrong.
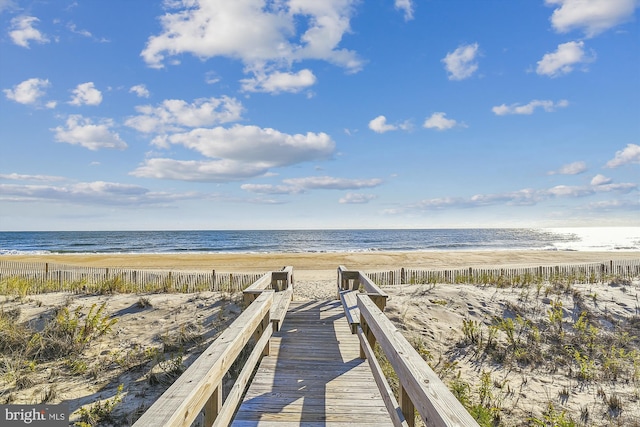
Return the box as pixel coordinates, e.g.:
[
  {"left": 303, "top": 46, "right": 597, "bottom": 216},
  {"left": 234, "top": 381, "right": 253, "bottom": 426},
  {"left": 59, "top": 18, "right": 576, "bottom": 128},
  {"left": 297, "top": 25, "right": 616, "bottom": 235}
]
[
  {"left": 271, "top": 265, "right": 294, "bottom": 291},
  {"left": 338, "top": 265, "right": 388, "bottom": 310},
  {"left": 242, "top": 267, "right": 294, "bottom": 332},
  {"left": 243, "top": 266, "right": 294, "bottom": 305},
  {"left": 242, "top": 272, "right": 272, "bottom": 305},
  {"left": 132, "top": 291, "right": 274, "bottom": 427},
  {"left": 356, "top": 325, "right": 409, "bottom": 427},
  {"left": 358, "top": 294, "right": 480, "bottom": 427}
]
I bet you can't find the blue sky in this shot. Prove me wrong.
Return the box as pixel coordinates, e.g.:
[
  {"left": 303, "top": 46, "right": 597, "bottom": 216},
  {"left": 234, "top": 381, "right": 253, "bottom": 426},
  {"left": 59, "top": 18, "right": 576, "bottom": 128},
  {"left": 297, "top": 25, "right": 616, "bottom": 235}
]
[{"left": 1, "top": 0, "right": 639, "bottom": 231}]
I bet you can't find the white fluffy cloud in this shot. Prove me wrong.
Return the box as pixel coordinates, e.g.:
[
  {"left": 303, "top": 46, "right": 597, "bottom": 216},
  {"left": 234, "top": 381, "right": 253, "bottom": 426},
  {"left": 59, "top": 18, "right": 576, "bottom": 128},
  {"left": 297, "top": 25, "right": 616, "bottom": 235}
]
[
  {"left": 339, "top": 192, "right": 377, "bottom": 204},
  {"left": 241, "top": 69, "right": 317, "bottom": 93},
  {"left": 129, "top": 84, "right": 150, "bottom": 98},
  {"left": 140, "top": 0, "right": 362, "bottom": 90},
  {"left": 536, "top": 41, "right": 593, "bottom": 77},
  {"left": 52, "top": 115, "right": 128, "bottom": 151},
  {"left": 394, "top": 0, "right": 414, "bottom": 21},
  {"left": 282, "top": 176, "right": 382, "bottom": 190},
  {"left": 591, "top": 174, "right": 613, "bottom": 185},
  {"left": 605, "top": 143, "right": 640, "bottom": 168},
  {"left": 131, "top": 159, "right": 269, "bottom": 182},
  {"left": 67, "top": 23, "right": 93, "bottom": 38},
  {"left": 369, "top": 115, "right": 397, "bottom": 133},
  {"left": 442, "top": 43, "right": 479, "bottom": 80},
  {"left": 0, "top": 180, "right": 197, "bottom": 206},
  {"left": 3, "top": 78, "right": 50, "bottom": 105},
  {"left": 132, "top": 125, "right": 335, "bottom": 182},
  {"left": 546, "top": 0, "right": 638, "bottom": 37},
  {"left": 0, "top": 173, "right": 65, "bottom": 182},
  {"left": 240, "top": 183, "right": 304, "bottom": 195},
  {"left": 368, "top": 115, "right": 411, "bottom": 133},
  {"left": 423, "top": 112, "right": 461, "bottom": 130},
  {"left": 548, "top": 161, "right": 587, "bottom": 175},
  {"left": 241, "top": 176, "right": 382, "bottom": 195},
  {"left": 141, "top": 0, "right": 288, "bottom": 68},
  {"left": 388, "top": 178, "right": 637, "bottom": 213},
  {"left": 157, "top": 125, "right": 334, "bottom": 165},
  {"left": 493, "top": 99, "right": 569, "bottom": 115},
  {"left": 9, "top": 16, "right": 49, "bottom": 48},
  {"left": 126, "top": 97, "right": 243, "bottom": 133},
  {"left": 69, "top": 82, "right": 103, "bottom": 106}
]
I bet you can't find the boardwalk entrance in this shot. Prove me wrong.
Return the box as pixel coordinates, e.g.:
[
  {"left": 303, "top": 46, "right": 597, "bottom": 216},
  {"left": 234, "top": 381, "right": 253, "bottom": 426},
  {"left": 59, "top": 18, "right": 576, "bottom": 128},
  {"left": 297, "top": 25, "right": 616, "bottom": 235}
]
[
  {"left": 232, "top": 300, "right": 394, "bottom": 426},
  {"left": 133, "top": 266, "right": 479, "bottom": 427}
]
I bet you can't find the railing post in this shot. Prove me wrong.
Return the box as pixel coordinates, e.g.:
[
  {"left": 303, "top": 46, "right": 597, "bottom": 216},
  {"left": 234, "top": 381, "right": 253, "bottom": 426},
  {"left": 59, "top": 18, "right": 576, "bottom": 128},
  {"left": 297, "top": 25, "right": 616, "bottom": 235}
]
[
  {"left": 359, "top": 309, "right": 377, "bottom": 360},
  {"left": 359, "top": 318, "right": 367, "bottom": 359},
  {"left": 400, "top": 385, "right": 415, "bottom": 427},
  {"left": 204, "top": 384, "right": 222, "bottom": 425},
  {"left": 253, "top": 305, "right": 271, "bottom": 357},
  {"left": 262, "top": 311, "right": 271, "bottom": 356}
]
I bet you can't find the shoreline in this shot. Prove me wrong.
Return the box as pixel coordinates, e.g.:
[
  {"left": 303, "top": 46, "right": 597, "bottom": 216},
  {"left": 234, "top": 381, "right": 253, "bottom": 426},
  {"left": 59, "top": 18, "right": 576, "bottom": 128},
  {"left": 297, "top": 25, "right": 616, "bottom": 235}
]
[{"left": 2, "top": 250, "right": 639, "bottom": 274}]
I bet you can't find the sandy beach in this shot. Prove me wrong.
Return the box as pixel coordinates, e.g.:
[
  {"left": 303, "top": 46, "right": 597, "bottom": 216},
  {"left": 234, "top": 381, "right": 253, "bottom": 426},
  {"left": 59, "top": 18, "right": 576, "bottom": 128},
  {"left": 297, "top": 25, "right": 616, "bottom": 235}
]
[{"left": 4, "top": 250, "right": 640, "bottom": 281}]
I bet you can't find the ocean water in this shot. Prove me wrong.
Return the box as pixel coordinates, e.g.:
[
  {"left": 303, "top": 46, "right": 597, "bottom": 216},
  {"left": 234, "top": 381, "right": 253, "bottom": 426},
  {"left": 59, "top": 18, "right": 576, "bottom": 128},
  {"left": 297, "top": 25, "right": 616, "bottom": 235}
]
[{"left": 0, "top": 228, "right": 638, "bottom": 255}]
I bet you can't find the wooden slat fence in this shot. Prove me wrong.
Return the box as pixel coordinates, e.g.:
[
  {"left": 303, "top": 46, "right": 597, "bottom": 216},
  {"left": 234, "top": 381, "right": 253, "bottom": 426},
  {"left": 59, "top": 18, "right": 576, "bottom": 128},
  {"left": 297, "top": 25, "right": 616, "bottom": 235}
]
[
  {"left": 366, "top": 259, "right": 640, "bottom": 287},
  {"left": 0, "top": 260, "right": 264, "bottom": 294}
]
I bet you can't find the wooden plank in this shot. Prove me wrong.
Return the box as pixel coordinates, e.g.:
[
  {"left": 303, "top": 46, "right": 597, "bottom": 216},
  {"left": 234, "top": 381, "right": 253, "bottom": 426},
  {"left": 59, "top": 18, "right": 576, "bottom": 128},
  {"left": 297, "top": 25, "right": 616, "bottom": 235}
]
[
  {"left": 233, "top": 407, "right": 392, "bottom": 422},
  {"left": 241, "top": 390, "right": 390, "bottom": 401},
  {"left": 358, "top": 295, "right": 479, "bottom": 427},
  {"left": 238, "top": 399, "right": 394, "bottom": 411}
]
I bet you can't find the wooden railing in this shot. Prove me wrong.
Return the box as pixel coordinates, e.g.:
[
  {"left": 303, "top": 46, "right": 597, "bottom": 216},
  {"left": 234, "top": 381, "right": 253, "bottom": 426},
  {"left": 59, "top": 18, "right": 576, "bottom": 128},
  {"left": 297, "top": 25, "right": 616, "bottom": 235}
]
[
  {"left": 340, "top": 266, "right": 478, "bottom": 426},
  {"left": 337, "top": 265, "right": 387, "bottom": 307},
  {"left": 243, "top": 266, "right": 294, "bottom": 331},
  {"left": 357, "top": 293, "right": 479, "bottom": 427},
  {"left": 132, "top": 290, "right": 274, "bottom": 427}
]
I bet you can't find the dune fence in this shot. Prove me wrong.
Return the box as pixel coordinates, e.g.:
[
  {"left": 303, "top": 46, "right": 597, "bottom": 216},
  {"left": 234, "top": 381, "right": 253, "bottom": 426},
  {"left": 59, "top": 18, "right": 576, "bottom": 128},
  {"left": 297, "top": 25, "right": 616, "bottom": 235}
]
[
  {"left": 366, "top": 259, "right": 640, "bottom": 287},
  {"left": 0, "top": 260, "right": 265, "bottom": 294}
]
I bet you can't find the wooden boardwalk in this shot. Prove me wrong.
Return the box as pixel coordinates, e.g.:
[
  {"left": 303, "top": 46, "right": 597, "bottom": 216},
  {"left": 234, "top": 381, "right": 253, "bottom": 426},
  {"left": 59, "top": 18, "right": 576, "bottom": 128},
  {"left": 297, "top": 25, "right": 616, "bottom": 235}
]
[
  {"left": 132, "top": 267, "right": 479, "bottom": 427},
  {"left": 231, "top": 299, "right": 394, "bottom": 426}
]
